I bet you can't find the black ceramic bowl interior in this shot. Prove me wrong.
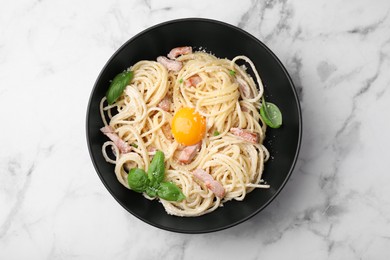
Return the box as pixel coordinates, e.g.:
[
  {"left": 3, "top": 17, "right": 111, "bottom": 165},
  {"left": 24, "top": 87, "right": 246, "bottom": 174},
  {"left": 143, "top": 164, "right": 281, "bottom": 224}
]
[{"left": 86, "top": 18, "right": 302, "bottom": 233}]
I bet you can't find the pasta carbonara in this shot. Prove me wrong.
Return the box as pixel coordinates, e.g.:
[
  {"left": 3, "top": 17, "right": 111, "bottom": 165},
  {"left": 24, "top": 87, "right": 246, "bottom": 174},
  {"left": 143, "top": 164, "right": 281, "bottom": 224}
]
[{"left": 100, "top": 47, "right": 270, "bottom": 217}]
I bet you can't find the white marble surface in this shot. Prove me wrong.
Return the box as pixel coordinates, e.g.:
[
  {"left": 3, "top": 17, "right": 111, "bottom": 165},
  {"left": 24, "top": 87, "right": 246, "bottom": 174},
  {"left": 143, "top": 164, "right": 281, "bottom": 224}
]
[{"left": 1, "top": 0, "right": 390, "bottom": 259}]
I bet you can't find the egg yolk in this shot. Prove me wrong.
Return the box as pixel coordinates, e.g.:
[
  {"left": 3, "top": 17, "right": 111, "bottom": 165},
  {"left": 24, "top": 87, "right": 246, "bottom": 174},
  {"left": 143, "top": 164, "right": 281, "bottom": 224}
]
[{"left": 171, "top": 108, "right": 206, "bottom": 146}]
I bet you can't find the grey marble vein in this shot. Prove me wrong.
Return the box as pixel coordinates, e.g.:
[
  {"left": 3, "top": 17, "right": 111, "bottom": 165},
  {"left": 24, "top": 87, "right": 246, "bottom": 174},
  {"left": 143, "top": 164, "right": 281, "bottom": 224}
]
[
  {"left": 347, "top": 10, "right": 389, "bottom": 36},
  {"left": 0, "top": 162, "right": 35, "bottom": 239}
]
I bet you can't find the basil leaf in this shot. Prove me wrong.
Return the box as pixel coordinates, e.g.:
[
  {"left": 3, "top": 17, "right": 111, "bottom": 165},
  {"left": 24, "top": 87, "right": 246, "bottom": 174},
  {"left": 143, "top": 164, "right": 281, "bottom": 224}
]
[
  {"left": 229, "top": 70, "right": 236, "bottom": 76},
  {"left": 145, "top": 186, "right": 158, "bottom": 198},
  {"left": 147, "top": 151, "right": 165, "bottom": 185},
  {"left": 157, "top": 182, "right": 186, "bottom": 202},
  {"left": 213, "top": 130, "right": 220, "bottom": 136},
  {"left": 127, "top": 151, "right": 186, "bottom": 202},
  {"left": 127, "top": 168, "right": 149, "bottom": 193},
  {"left": 106, "top": 71, "right": 134, "bottom": 105},
  {"left": 260, "top": 97, "right": 282, "bottom": 128}
]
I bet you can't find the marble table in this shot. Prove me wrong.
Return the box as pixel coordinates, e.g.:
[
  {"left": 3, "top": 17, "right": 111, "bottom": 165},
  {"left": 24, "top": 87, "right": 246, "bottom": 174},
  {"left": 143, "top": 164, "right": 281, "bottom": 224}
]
[{"left": 1, "top": 0, "right": 389, "bottom": 259}]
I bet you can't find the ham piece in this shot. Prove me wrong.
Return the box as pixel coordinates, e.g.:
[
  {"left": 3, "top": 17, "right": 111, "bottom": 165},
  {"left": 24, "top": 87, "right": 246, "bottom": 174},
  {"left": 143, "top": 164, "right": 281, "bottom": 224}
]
[
  {"left": 185, "top": 75, "right": 202, "bottom": 87},
  {"left": 178, "top": 143, "right": 201, "bottom": 164},
  {"left": 192, "top": 169, "right": 225, "bottom": 198},
  {"left": 157, "top": 56, "right": 182, "bottom": 72},
  {"left": 230, "top": 128, "right": 258, "bottom": 144},
  {"left": 167, "top": 46, "right": 192, "bottom": 59},
  {"left": 158, "top": 96, "right": 170, "bottom": 112},
  {"left": 237, "top": 77, "right": 253, "bottom": 99},
  {"left": 100, "top": 125, "right": 132, "bottom": 154}
]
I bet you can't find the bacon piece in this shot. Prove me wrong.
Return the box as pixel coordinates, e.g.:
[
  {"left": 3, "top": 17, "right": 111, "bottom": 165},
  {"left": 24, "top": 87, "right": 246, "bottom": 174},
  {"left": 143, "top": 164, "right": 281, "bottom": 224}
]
[
  {"left": 230, "top": 128, "right": 258, "bottom": 144},
  {"left": 241, "top": 105, "right": 249, "bottom": 112},
  {"left": 167, "top": 46, "right": 192, "bottom": 59},
  {"left": 100, "top": 126, "right": 132, "bottom": 154},
  {"left": 178, "top": 143, "right": 201, "bottom": 164},
  {"left": 237, "top": 77, "right": 253, "bottom": 99},
  {"left": 158, "top": 95, "right": 170, "bottom": 111},
  {"left": 185, "top": 75, "right": 202, "bottom": 87},
  {"left": 192, "top": 169, "right": 225, "bottom": 198},
  {"left": 161, "top": 124, "right": 173, "bottom": 140},
  {"left": 157, "top": 56, "right": 182, "bottom": 72},
  {"left": 148, "top": 147, "right": 157, "bottom": 155}
]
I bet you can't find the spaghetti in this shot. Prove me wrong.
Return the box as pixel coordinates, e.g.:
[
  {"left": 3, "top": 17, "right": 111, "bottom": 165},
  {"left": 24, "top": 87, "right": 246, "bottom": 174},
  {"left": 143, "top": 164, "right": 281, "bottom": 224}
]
[{"left": 100, "top": 48, "right": 270, "bottom": 217}]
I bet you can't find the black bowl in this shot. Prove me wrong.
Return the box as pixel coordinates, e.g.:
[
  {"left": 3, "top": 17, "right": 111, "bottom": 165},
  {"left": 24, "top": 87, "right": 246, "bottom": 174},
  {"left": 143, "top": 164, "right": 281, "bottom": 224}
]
[{"left": 86, "top": 18, "right": 302, "bottom": 233}]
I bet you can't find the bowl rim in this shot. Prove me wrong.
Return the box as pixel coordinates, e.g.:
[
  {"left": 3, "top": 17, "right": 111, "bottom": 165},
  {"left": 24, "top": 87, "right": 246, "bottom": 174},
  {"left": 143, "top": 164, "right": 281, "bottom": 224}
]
[{"left": 86, "top": 17, "right": 302, "bottom": 233}]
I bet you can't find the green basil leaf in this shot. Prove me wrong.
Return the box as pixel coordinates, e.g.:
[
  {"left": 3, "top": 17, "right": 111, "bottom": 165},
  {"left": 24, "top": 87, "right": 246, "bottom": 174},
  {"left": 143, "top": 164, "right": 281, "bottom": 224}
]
[
  {"left": 157, "top": 182, "right": 186, "bottom": 202},
  {"left": 127, "top": 168, "right": 149, "bottom": 193},
  {"left": 147, "top": 151, "right": 165, "bottom": 184},
  {"left": 260, "top": 97, "right": 282, "bottom": 128},
  {"left": 213, "top": 130, "right": 220, "bottom": 136},
  {"left": 145, "top": 186, "right": 158, "bottom": 198},
  {"left": 229, "top": 70, "right": 236, "bottom": 76},
  {"left": 106, "top": 71, "right": 134, "bottom": 105}
]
